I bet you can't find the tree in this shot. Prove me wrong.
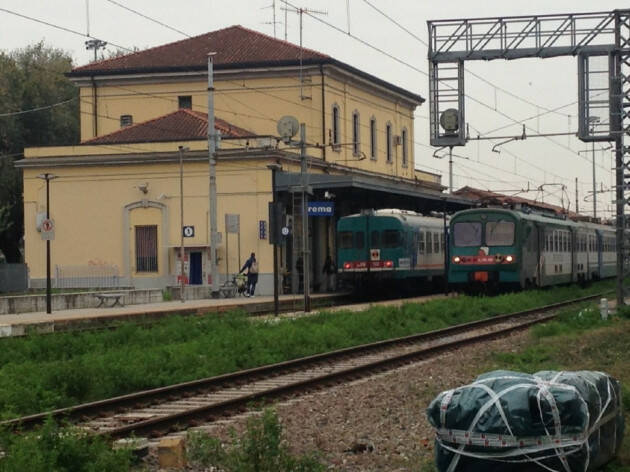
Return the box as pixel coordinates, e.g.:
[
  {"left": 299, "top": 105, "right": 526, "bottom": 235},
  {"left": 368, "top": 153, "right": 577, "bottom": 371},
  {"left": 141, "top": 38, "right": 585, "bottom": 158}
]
[{"left": 0, "top": 42, "right": 79, "bottom": 262}]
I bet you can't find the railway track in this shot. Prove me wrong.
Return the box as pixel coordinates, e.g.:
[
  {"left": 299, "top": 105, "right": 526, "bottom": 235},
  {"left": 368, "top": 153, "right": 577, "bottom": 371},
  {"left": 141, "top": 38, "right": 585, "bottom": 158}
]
[{"left": 2, "top": 292, "right": 606, "bottom": 440}]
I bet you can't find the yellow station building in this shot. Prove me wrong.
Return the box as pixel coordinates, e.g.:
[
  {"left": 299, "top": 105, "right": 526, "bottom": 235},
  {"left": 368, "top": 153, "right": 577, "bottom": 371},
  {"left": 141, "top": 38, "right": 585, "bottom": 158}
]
[{"left": 18, "top": 26, "right": 469, "bottom": 293}]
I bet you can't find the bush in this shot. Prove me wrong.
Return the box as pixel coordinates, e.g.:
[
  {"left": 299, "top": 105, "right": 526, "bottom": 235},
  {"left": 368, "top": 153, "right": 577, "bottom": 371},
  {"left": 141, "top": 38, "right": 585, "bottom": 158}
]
[
  {"left": 187, "top": 409, "right": 325, "bottom": 472},
  {"left": 0, "top": 420, "right": 133, "bottom": 472}
]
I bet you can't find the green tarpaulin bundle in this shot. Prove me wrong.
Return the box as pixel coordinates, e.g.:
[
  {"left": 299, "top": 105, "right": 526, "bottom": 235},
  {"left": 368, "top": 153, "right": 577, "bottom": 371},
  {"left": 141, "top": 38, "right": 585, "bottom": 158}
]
[{"left": 426, "top": 370, "right": 624, "bottom": 472}]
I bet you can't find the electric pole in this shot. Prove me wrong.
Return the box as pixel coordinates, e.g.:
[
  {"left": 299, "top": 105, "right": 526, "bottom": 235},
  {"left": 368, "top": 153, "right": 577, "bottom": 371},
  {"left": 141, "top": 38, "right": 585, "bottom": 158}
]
[{"left": 207, "top": 53, "right": 220, "bottom": 297}]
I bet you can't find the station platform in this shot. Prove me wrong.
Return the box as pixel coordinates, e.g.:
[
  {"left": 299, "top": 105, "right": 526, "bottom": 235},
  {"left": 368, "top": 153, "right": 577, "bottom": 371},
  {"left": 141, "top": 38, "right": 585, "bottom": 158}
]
[{"left": 0, "top": 292, "right": 348, "bottom": 338}]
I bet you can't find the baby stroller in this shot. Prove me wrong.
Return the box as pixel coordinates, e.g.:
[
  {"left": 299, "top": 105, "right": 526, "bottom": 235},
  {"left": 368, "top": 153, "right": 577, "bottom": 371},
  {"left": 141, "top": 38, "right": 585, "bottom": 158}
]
[{"left": 234, "top": 273, "right": 247, "bottom": 296}]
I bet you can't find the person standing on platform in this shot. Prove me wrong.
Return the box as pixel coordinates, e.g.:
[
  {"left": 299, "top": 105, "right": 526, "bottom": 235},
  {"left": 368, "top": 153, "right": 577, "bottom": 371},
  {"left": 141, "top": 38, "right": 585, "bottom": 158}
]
[
  {"left": 322, "top": 254, "right": 337, "bottom": 292},
  {"left": 239, "top": 252, "right": 259, "bottom": 297}
]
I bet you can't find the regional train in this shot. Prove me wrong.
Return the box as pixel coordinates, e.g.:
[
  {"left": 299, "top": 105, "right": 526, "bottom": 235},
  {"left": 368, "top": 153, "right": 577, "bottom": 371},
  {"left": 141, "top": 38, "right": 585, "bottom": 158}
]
[
  {"left": 336, "top": 207, "right": 617, "bottom": 292},
  {"left": 336, "top": 209, "right": 447, "bottom": 291},
  {"left": 448, "top": 207, "right": 616, "bottom": 290}
]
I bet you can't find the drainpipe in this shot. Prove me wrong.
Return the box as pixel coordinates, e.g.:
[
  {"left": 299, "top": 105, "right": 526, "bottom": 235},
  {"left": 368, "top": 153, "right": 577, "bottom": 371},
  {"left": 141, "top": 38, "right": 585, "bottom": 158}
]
[
  {"left": 91, "top": 76, "right": 98, "bottom": 138},
  {"left": 320, "top": 64, "right": 326, "bottom": 161}
]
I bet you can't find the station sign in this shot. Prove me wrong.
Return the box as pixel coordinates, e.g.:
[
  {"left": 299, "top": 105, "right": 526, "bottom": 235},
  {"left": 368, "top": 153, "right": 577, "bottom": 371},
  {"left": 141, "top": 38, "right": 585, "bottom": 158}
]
[
  {"left": 182, "top": 225, "right": 195, "bottom": 238},
  {"left": 307, "top": 201, "right": 335, "bottom": 216}
]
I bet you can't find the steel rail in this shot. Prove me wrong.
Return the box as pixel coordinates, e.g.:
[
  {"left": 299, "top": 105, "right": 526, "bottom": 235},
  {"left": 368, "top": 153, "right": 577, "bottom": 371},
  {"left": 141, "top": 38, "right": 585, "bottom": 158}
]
[{"left": 2, "top": 292, "right": 607, "bottom": 437}]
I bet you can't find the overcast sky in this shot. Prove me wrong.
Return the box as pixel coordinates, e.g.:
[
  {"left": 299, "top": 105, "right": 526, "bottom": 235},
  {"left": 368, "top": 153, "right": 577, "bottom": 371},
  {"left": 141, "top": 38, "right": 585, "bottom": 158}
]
[{"left": 1, "top": 0, "right": 627, "bottom": 215}]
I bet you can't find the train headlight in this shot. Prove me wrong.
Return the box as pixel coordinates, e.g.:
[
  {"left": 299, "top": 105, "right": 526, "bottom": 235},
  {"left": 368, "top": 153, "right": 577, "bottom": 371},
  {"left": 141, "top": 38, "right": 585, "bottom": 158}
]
[
  {"left": 505, "top": 255, "right": 514, "bottom": 263},
  {"left": 385, "top": 260, "right": 394, "bottom": 268},
  {"left": 343, "top": 262, "right": 351, "bottom": 270},
  {"left": 453, "top": 256, "right": 461, "bottom": 264}
]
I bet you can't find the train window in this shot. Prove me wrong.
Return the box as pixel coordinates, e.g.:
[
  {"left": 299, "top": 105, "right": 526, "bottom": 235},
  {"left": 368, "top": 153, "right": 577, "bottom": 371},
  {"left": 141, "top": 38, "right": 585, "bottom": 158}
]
[
  {"left": 426, "top": 232, "right": 433, "bottom": 254},
  {"left": 440, "top": 233, "right": 445, "bottom": 252},
  {"left": 355, "top": 231, "right": 365, "bottom": 249},
  {"left": 453, "top": 222, "right": 482, "bottom": 247},
  {"left": 419, "top": 231, "right": 425, "bottom": 254},
  {"left": 371, "top": 231, "right": 380, "bottom": 247},
  {"left": 486, "top": 220, "right": 514, "bottom": 246},
  {"left": 339, "top": 231, "right": 354, "bottom": 249},
  {"left": 433, "top": 233, "right": 440, "bottom": 253},
  {"left": 383, "top": 230, "right": 402, "bottom": 248},
  {"left": 554, "top": 232, "right": 558, "bottom": 252}
]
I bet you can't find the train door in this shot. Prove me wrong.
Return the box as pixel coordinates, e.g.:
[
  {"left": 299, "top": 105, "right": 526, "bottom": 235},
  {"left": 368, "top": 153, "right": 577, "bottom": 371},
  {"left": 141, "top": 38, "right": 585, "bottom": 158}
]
[
  {"left": 570, "top": 229, "right": 576, "bottom": 283},
  {"left": 536, "top": 224, "right": 544, "bottom": 287},
  {"left": 596, "top": 230, "right": 603, "bottom": 278},
  {"left": 522, "top": 224, "right": 538, "bottom": 287}
]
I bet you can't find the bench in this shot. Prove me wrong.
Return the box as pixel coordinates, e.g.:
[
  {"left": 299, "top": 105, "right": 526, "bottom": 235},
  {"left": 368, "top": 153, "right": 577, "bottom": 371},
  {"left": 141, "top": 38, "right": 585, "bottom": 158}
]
[{"left": 94, "top": 293, "right": 125, "bottom": 308}]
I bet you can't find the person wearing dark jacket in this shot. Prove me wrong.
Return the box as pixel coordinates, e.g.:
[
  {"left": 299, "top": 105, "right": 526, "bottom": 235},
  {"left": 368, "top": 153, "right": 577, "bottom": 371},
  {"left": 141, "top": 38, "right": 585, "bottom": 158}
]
[
  {"left": 239, "top": 252, "right": 259, "bottom": 297},
  {"left": 322, "top": 254, "right": 337, "bottom": 292}
]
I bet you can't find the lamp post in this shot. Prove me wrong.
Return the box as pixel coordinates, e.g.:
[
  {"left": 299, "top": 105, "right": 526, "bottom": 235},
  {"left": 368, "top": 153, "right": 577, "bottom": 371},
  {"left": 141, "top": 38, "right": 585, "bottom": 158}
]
[
  {"left": 589, "top": 116, "right": 600, "bottom": 218},
  {"left": 179, "top": 146, "right": 189, "bottom": 302},
  {"left": 267, "top": 163, "right": 283, "bottom": 316},
  {"left": 37, "top": 173, "right": 57, "bottom": 314}
]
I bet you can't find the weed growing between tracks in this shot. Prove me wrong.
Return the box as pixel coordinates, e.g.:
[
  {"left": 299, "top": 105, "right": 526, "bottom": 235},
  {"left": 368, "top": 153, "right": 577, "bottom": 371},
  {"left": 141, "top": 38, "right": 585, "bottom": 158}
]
[
  {"left": 187, "top": 409, "right": 325, "bottom": 471},
  {"left": 0, "top": 280, "right": 617, "bottom": 421}
]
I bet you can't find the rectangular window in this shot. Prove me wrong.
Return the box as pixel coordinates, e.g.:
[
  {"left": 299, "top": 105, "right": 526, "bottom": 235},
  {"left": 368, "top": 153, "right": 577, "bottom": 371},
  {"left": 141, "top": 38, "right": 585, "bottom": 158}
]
[
  {"left": 433, "top": 232, "right": 440, "bottom": 253},
  {"left": 339, "top": 231, "right": 354, "bottom": 249},
  {"left": 419, "top": 231, "right": 425, "bottom": 254},
  {"left": 332, "top": 105, "right": 341, "bottom": 150},
  {"left": 386, "top": 123, "right": 393, "bottom": 163},
  {"left": 120, "top": 114, "right": 133, "bottom": 128},
  {"left": 135, "top": 225, "right": 158, "bottom": 272},
  {"left": 370, "top": 118, "right": 377, "bottom": 160},
  {"left": 426, "top": 232, "right": 433, "bottom": 254},
  {"left": 352, "top": 112, "right": 360, "bottom": 156},
  {"left": 453, "top": 222, "right": 482, "bottom": 247},
  {"left": 485, "top": 220, "right": 515, "bottom": 246},
  {"left": 178, "top": 95, "right": 192, "bottom": 109},
  {"left": 440, "top": 233, "right": 445, "bottom": 252},
  {"left": 383, "top": 230, "right": 402, "bottom": 248},
  {"left": 401, "top": 129, "right": 408, "bottom": 167}
]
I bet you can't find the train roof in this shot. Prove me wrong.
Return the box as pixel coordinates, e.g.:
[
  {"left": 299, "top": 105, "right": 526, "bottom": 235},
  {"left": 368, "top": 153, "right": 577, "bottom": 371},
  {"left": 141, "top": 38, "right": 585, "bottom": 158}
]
[
  {"left": 451, "top": 207, "right": 615, "bottom": 232},
  {"left": 340, "top": 209, "right": 445, "bottom": 225}
]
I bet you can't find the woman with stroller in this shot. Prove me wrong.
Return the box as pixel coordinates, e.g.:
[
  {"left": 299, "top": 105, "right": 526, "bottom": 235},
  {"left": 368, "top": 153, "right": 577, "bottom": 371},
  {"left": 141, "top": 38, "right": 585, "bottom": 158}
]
[{"left": 239, "top": 252, "right": 258, "bottom": 297}]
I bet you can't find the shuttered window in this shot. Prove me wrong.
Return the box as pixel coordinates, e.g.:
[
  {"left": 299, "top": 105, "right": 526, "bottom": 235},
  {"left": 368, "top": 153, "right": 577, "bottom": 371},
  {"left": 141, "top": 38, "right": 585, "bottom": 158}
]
[{"left": 136, "top": 225, "right": 158, "bottom": 272}]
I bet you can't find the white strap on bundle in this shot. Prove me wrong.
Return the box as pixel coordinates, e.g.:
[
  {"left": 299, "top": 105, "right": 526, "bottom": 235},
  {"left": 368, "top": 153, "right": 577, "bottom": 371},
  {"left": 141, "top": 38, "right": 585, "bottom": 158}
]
[{"left": 435, "top": 372, "right": 620, "bottom": 472}]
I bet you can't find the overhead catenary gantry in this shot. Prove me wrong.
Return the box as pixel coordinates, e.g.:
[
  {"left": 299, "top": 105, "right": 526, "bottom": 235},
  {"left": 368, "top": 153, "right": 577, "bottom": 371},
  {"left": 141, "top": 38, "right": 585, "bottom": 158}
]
[{"left": 427, "top": 9, "right": 630, "bottom": 306}]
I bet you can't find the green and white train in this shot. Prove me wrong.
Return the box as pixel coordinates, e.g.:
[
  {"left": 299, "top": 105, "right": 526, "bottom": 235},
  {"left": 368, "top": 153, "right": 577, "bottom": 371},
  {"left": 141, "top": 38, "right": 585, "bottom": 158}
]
[
  {"left": 448, "top": 207, "right": 616, "bottom": 289},
  {"left": 336, "top": 209, "right": 447, "bottom": 290}
]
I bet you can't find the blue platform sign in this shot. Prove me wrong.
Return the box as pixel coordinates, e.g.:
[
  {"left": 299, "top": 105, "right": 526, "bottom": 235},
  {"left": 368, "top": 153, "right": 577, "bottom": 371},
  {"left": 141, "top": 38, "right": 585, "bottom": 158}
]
[{"left": 308, "top": 201, "right": 335, "bottom": 216}]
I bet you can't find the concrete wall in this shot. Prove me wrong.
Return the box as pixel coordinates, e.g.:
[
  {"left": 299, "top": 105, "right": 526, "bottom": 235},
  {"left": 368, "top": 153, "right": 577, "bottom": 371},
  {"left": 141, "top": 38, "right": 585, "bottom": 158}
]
[{"left": 0, "top": 288, "right": 163, "bottom": 315}]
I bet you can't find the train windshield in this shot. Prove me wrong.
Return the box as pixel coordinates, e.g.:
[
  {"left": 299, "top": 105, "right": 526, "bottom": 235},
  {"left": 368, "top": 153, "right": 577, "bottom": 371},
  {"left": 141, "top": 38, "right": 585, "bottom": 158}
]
[
  {"left": 486, "top": 220, "right": 515, "bottom": 246},
  {"left": 339, "top": 231, "right": 354, "bottom": 249},
  {"left": 453, "top": 222, "right": 482, "bottom": 247},
  {"left": 383, "top": 230, "right": 402, "bottom": 248}
]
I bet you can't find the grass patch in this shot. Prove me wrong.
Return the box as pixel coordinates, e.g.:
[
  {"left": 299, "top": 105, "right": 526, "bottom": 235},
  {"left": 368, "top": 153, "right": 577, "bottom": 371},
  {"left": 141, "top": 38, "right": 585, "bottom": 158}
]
[
  {"left": 187, "top": 409, "right": 325, "bottom": 471},
  {"left": 0, "top": 280, "right": 616, "bottom": 420},
  {"left": 0, "top": 420, "right": 133, "bottom": 471}
]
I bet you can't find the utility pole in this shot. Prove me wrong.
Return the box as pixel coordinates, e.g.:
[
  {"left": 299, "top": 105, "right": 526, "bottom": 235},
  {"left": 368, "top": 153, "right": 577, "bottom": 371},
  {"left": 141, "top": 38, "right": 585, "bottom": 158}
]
[
  {"left": 267, "top": 163, "right": 282, "bottom": 316},
  {"left": 207, "top": 53, "right": 220, "bottom": 297},
  {"left": 448, "top": 146, "right": 454, "bottom": 193},
  {"left": 300, "top": 123, "right": 311, "bottom": 312},
  {"left": 589, "top": 116, "right": 600, "bottom": 219},
  {"left": 37, "top": 173, "right": 57, "bottom": 314},
  {"left": 179, "top": 146, "right": 189, "bottom": 302},
  {"left": 575, "top": 177, "right": 579, "bottom": 214}
]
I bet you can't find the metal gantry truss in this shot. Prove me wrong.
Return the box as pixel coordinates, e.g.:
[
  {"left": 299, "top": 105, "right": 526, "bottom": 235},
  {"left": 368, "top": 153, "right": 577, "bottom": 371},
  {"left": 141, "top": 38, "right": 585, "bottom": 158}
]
[{"left": 427, "top": 9, "right": 630, "bottom": 305}]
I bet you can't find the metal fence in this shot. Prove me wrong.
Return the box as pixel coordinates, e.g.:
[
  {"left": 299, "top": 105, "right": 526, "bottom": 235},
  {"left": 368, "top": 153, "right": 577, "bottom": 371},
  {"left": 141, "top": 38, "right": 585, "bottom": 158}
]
[
  {"left": 55, "top": 264, "right": 121, "bottom": 289},
  {"left": 0, "top": 264, "right": 28, "bottom": 293}
]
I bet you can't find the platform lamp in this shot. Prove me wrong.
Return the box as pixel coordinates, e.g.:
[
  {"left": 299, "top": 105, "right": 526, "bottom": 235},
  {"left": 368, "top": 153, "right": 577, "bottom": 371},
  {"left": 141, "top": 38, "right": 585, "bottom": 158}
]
[
  {"left": 267, "top": 162, "right": 283, "bottom": 316},
  {"left": 37, "top": 173, "right": 57, "bottom": 314},
  {"left": 179, "top": 146, "right": 190, "bottom": 302}
]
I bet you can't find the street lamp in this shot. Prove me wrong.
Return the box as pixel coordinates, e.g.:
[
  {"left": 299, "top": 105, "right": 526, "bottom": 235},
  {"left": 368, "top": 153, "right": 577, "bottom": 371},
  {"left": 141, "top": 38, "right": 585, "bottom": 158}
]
[
  {"left": 179, "top": 146, "right": 190, "bottom": 302},
  {"left": 589, "top": 116, "right": 600, "bottom": 218},
  {"left": 37, "top": 173, "right": 57, "bottom": 314},
  {"left": 267, "top": 163, "right": 283, "bottom": 316}
]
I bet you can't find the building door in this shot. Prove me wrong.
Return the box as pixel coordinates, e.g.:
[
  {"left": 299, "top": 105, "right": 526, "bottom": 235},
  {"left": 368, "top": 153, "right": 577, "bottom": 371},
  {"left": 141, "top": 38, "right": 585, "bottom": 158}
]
[{"left": 189, "top": 252, "right": 202, "bottom": 285}]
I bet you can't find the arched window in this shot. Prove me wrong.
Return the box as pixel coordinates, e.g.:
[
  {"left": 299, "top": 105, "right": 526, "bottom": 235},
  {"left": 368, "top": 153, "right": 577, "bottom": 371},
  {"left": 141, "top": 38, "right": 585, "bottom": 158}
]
[
  {"left": 370, "top": 117, "right": 377, "bottom": 160},
  {"left": 386, "top": 122, "right": 393, "bottom": 163},
  {"left": 401, "top": 127, "right": 408, "bottom": 167},
  {"left": 332, "top": 104, "right": 341, "bottom": 150},
  {"left": 352, "top": 110, "right": 360, "bottom": 156}
]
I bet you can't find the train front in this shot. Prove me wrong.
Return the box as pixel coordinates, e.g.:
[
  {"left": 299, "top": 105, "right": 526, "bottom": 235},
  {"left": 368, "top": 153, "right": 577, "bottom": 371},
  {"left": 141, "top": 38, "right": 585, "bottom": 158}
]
[{"left": 448, "top": 209, "right": 521, "bottom": 289}]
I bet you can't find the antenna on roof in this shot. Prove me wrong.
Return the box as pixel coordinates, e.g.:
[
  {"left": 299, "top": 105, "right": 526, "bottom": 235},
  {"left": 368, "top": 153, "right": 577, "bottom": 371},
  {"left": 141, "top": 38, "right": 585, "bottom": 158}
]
[
  {"left": 280, "top": 3, "right": 327, "bottom": 100},
  {"left": 261, "top": 0, "right": 281, "bottom": 38}
]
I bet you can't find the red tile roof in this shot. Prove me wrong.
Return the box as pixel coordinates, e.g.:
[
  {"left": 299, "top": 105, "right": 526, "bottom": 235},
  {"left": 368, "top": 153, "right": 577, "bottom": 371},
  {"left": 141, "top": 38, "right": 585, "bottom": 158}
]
[
  {"left": 68, "top": 25, "right": 423, "bottom": 104},
  {"left": 72, "top": 25, "right": 329, "bottom": 74},
  {"left": 82, "top": 109, "right": 252, "bottom": 145},
  {"left": 454, "top": 186, "right": 581, "bottom": 218}
]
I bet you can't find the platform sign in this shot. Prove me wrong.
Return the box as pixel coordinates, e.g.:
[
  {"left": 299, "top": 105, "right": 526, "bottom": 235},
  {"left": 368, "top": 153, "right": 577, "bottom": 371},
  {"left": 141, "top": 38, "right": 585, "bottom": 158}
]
[
  {"left": 259, "top": 220, "right": 267, "bottom": 240},
  {"left": 307, "top": 201, "right": 335, "bottom": 216},
  {"left": 41, "top": 218, "right": 55, "bottom": 241},
  {"left": 225, "top": 214, "right": 240, "bottom": 233}
]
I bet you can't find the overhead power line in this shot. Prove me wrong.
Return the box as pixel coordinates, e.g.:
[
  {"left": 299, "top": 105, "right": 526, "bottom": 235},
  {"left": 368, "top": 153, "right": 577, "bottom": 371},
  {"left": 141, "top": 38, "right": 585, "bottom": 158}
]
[
  {"left": 103, "top": 0, "right": 191, "bottom": 38},
  {"left": 0, "top": 97, "right": 77, "bottom": 117}
]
